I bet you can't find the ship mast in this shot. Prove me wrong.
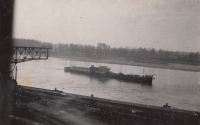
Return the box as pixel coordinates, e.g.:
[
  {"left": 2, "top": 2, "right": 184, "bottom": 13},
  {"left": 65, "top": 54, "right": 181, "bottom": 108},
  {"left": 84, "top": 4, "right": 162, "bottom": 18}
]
[{"left": 143, "top": 69, "right": 145, "bottom": 76}]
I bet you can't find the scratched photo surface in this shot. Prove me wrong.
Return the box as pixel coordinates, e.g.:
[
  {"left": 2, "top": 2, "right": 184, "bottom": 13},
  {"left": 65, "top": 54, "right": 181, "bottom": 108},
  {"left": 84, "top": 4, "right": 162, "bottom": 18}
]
[{"left": 8, "top": 0, "right": 200, "bottom": 124}]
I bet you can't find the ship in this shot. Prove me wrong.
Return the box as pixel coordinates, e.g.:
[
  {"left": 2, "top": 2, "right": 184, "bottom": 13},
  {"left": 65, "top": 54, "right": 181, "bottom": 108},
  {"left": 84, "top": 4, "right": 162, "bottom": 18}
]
[{"left": 64, "top": 65, "right": 153, "bottom": 85}]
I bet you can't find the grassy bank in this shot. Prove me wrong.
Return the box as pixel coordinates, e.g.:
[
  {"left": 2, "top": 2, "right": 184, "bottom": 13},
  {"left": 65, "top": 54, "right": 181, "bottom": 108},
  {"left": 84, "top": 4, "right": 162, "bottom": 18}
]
[{"left": 51, "top": 55, "right": 200, "bottom": 72}]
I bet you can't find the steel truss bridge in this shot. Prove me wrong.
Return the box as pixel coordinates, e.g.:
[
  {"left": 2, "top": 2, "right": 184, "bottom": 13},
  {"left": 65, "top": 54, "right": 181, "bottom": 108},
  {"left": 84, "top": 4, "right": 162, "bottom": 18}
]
[{"left": 10, "top": 46, "right": 52, "bottom": 79}]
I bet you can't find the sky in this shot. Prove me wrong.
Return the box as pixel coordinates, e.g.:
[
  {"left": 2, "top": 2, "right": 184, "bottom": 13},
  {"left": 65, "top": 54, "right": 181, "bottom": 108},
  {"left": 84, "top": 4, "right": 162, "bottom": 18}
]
[{"left": 13, "top": 0, "right": 200, "bottom": 52}]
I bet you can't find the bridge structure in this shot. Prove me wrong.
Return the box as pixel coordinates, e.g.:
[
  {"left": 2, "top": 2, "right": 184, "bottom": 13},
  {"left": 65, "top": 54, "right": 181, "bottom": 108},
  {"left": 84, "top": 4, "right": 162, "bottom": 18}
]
[{"left": 10, "top": 46, "right": 52, "bottom": 80}]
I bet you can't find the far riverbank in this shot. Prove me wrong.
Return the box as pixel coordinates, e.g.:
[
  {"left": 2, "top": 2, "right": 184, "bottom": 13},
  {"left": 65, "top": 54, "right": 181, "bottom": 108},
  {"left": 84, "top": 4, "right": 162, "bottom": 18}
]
[{"left": 50, "top": 56, "right": 200, "bottom": 72}]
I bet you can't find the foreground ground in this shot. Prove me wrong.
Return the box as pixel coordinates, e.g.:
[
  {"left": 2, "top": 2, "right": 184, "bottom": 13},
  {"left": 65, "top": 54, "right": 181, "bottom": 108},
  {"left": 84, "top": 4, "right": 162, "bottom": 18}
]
[
  {"left": 52, "top": 56, "right": 200, "bottom": 72},
  {"left": 13, "top": 85, "right": 200, "bottom": 125}
]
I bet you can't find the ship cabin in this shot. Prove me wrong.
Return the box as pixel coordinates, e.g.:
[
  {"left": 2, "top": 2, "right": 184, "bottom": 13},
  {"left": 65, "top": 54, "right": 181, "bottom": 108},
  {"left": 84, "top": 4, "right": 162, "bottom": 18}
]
[
  {"left": 90, "top": 65, "right": 96, "bottom": 73},
  {"left": 89, "top": 65, "right": 110, "bottom": 74}
]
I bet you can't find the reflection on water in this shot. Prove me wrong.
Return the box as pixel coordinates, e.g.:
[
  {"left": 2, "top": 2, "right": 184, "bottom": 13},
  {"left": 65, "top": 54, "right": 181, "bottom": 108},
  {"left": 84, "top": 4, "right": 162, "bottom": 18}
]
[{"left": 17, "top": 57, "right": 200, "bottom": 112}]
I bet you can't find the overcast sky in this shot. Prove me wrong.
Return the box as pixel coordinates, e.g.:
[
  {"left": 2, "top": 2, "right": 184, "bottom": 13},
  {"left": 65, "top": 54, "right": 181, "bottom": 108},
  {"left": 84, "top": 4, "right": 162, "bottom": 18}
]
[{"left": 13, "top": 0, "right": 200, "bottom": 52}]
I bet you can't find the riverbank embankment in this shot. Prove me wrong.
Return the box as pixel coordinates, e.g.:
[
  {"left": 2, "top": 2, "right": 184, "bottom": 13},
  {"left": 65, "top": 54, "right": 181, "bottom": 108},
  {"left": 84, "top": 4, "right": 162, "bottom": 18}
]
[
  {"left": 51, "top": 56, "right": 200, "bottom": 72},
  {"left": 16, "top": 85, "right": 200, "bottom": 125}
]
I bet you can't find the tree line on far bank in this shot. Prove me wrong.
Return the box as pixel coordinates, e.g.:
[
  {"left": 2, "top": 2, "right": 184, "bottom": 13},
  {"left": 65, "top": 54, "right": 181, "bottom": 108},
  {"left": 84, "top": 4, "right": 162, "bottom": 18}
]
[{"left": 12, "top": 38, "right": 200, "bottom": 65}]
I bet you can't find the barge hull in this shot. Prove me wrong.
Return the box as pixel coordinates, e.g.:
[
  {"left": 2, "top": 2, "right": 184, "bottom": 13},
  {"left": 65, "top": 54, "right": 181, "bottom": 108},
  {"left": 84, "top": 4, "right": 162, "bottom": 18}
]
[{"left": 65, "top": 69, "right": 153, "bottom": 85}]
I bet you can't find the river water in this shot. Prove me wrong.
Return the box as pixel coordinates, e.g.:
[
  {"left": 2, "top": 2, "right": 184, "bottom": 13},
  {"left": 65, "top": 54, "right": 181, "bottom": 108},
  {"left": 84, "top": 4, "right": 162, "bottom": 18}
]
[{"left": 17, "top": 57, "right": 200, "bottom": 112}]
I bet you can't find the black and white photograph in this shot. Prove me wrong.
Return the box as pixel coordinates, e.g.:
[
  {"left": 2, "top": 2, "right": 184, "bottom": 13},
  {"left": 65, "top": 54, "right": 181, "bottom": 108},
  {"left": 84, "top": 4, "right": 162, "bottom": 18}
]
[{"left": 0, "top": 0, "right": 200, "bottom": 124}]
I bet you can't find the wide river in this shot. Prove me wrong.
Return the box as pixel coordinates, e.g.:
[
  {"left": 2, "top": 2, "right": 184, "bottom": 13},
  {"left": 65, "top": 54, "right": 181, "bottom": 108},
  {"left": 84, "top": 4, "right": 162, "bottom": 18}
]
[{"left": 17, "top": 57, "right": 200, "bottom": 112}]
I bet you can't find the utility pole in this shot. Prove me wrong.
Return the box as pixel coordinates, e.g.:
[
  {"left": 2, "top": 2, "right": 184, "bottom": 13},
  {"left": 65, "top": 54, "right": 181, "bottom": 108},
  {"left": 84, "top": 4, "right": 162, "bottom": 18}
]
[{"left": 15, "top": 66, "right": 17, "bottom": 82}]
